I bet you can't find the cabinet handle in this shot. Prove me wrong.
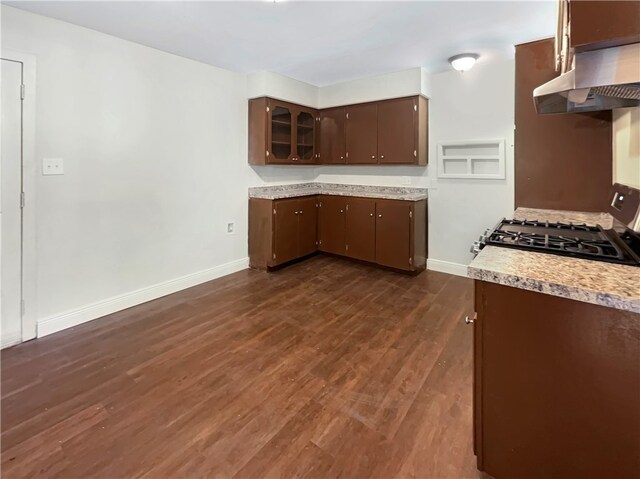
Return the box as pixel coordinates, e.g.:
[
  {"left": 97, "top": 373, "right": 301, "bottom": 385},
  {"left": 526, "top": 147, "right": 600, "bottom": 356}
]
[
  {"left": 465, "top": 316, "right": 474, "bottom": 324},
  {"left": 378, "top": 214, "right": 383, "bottom": 218}
]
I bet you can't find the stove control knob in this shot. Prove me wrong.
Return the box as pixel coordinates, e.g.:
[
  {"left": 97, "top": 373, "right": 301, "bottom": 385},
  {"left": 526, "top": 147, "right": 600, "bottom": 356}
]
[{"left": 479, "top": 235, "right": 487, "bottom": 243}]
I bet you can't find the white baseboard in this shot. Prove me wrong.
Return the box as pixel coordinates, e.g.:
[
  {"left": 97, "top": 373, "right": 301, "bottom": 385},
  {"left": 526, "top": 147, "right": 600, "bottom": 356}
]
[
  {"left": 1, "top": 332, "right": 22, "bottom": 350},
  {"left": 427, "top": 258, "right": 469, "bottom": 278},
  {"left": 37, "top": 257, "right": 249, "bottom": 338}
]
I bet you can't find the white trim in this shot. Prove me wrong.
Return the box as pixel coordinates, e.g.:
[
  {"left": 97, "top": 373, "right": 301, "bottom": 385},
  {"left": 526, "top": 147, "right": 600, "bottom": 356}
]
[
  {"left": 1, "top": 49, "right": 38, "bottom": 343},
  {"left": 37, "top": 258, "right": 249, "bottom": 338},
  {"left": 1, "top": 331, "right": 22, "bottom": 350},
  {"left": 427, "top": 258, "right": 469, "bottom": 278}
]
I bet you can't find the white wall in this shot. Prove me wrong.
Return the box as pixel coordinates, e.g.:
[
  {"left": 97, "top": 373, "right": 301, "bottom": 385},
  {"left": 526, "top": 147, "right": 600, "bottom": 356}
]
[
  {"left": 613, "top": 107, "right": 640, "bottom": 189},
  {"left": 1, "top": 6, "right": 314, "bottom": 336},
  {"left": 2, "top": 5, "right": 516, "bottom": 340}
]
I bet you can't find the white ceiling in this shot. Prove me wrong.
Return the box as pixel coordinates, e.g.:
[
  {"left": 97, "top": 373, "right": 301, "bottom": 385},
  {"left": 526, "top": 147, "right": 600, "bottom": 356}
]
[{"left": 7, "top": 1, "right": 556, "bottom": 86}]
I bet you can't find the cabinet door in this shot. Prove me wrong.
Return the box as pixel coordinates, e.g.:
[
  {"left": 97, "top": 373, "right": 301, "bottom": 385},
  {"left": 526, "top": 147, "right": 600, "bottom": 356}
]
[
  {"left": 345, "top": 197, "right": 376, "bottom": 262},
  {"left": 375, "top": 199, "right": 412, "bottom": 270},
  {"left": 267, "top": 100, "right": 295, "bottom": 164},
  {"left": 319, "top": 108, "right": 346, "bottom": 164},
  {"left": 318, "top": 195, "right": 346, "bottom": 255},
  {"left": 295, "top": 107, "right": 317, "bottom": 164},
  {"left": 297, "top": 196, "right": 318, "bottom": 257},
  {"left": 345, "top": 103, "right": 378, "bottom": 164},
  {"left": 273, "top": 198, "right": 299, "bottom": 265},
  {"left": 378, "top": 97, "right": 417, "bottom": 164}
]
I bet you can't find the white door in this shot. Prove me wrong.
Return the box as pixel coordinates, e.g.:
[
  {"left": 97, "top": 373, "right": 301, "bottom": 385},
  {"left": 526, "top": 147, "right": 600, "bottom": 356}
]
[{"left": 1, "top": 58, "right": 24, "bottom": 347}]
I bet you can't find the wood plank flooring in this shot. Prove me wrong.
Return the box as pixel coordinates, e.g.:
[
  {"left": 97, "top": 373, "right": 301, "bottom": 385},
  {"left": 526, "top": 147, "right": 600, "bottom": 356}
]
[{"left": 1, "top": 255, "right": 484, "bottom": 478}]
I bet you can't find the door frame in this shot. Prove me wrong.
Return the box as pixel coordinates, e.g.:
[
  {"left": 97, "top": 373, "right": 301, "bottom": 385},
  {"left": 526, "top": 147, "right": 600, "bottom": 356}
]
[{"left": 1, "top": 49, "right": 37, "bottom": 344}]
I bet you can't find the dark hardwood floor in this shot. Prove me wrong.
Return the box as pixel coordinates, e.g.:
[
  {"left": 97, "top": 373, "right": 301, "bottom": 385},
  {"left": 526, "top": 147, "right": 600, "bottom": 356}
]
[{"left": 1, "top": 255, "right": 482, "bottom": 478}]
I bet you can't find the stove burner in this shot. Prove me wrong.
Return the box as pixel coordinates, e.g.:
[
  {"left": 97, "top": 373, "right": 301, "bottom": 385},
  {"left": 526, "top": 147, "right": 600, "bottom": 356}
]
[{"left": 475, "top": 218, "right": 640, "bottom": 266}]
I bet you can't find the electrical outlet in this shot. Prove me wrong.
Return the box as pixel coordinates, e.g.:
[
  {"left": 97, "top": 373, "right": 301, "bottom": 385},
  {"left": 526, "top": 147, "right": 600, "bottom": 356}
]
[
  {"left": 226, "top": 222, "right": 235, "bottom": 235},
  {"left": 42, "top": 158, "right": 64, "bottom": 175}
]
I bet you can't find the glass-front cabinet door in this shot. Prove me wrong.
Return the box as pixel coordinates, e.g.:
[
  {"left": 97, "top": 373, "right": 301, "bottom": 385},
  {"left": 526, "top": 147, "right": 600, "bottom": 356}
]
[
  {"left": 295, "top": 109, "right": 316, "bottom": 163},
  {"left": 268, "top": 101, "right": 293, "bottom": 163}
]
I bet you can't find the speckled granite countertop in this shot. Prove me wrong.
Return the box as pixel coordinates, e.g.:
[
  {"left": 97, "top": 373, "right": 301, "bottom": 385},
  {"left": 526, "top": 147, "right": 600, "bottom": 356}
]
[
  {"left": 468, "top": 208, "right": 640, "bottom": 313},
  {"left": 248, "top": 182, "right": 428, "bottom": 201}
]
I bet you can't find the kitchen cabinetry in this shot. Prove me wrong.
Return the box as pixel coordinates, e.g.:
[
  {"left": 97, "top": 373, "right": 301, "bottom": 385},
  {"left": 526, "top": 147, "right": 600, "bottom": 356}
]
[
  {"left": 377, "top": 97, "right": 427, "bottom": 165},
  {"left": 248, "top": 97, "right": 319, "bottom": 165},
  {"left": 319, "top": 108, "right": 346, "bottom": 164},
  {"left": 248, "top": 195, "right": 318, "bottom": 268},
  {"left": 318, "top": 195, "right": 346, "bottom": 255},
  {"left": 249, "top": 194, "right": 427, "bottom": 272},
  {"left": 375, "top": 199, "right": 414, "bottom": 270},
  {"left": 344, "top": 197, "right": 376, "bottom": 262},
  {"left": 250, "top": 95, "right": 428, "bottom": 166},
  {"left": 472, "top": 280, "right": 640, "bottom": 478},
  {"left": 569, "top": 0, "right": 640, "bottom": 52},
  {"left": 345, "top": 102, "right": 378, "bottom": 164}
]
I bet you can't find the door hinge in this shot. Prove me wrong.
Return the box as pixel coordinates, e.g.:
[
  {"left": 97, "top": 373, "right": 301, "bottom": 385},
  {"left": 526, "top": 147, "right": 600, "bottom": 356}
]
[
  {"left": 273, "top": 253, "right": 276, "bottom": 260},
  {"left": 345, "top": 152, "right": 349, "bottom": 159},
  {"left": 20, "top": 192, "right": 25, "bottom": 208},
  {"left": 266, "top": 106, "right": 270, "bottom": 112},
  {"left": 346, "top": 204, "right": 349, "bottom": 211},
  {"left": 346, "top": 244, "right": 349, "bottom": 251},
  {"left": 20, "top": 84, "right": 26, "bottom": 100},
  {"left": 266, "top": 150, "right": 270, "bottom": 157},
  {"left": 413, "top": 150, "right": 417, "bottom": 157},
  {"left": 273, "top": 208, "right": 276, "bottom": 214},
  {"left": 409, "top": 257, "right": 413, "bottom": 265},
  {"left": 346, "top": 112, "right": 349, "bottom": 120},
  {"left": 409, "top": 210, "right": 412, "bottom": 218},
  {"left": 413, "top": 103, "right": 417, "bottom": 112}
]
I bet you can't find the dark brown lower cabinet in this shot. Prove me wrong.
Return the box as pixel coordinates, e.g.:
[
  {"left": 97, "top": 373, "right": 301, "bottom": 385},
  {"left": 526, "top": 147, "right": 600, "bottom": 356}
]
[
  {"left": 249, "top": 196, "right": 318, "bottom": 269},
  {"left": 249, "top": 195, "right": 426, "bottom": 272},
  {"left": 345, "top": 197, "right": 376, "bottom": 262},
  {"left": 318, "top": 195, "right": 346, "bottom": 255},
  {"left": 473, "top": 280, "right": 640, "bottom": 479}
]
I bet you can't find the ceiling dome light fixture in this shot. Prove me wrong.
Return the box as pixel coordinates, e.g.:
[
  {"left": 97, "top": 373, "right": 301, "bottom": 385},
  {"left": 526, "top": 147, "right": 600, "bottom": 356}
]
[{"left": 448, "top": 53, "right": 479, "bottom": 72}]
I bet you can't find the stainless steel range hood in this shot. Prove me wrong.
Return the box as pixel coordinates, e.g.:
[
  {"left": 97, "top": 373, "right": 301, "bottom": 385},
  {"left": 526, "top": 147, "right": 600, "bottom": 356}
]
[{"left": 534, "top": 42, "right": 640, "bottom": 114}]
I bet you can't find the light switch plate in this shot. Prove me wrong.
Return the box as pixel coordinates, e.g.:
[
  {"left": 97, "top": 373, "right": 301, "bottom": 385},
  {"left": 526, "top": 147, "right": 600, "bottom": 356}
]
[{"left": 42, "top": 158, "right": 64, "bottom": 175}]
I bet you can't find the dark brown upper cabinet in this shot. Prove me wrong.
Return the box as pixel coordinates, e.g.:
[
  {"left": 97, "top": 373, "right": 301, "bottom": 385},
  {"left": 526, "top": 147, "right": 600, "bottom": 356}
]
[
  {"left": 345, "top": 197, "right": 376, "bottom": 263},
  {"left": 345, "top": 102, "right": 378, "bottom": 164},
  {"left": 250, "top": 95, "right": 428, "bottom": 166},
  {"left": 569, "top": 0, "right": 640, "bottom": 52},
  {"left": 377, "top": 97, "right": 426, "bottom": 165},
  {"left": 248, "top": 97, "right": 318, "bottom": 165},
  {"left": 318, "top": 195, "right": 346, "bottom": 255},
  {"left": 319, "top": 107, "right": 346, "bottom": 164}
]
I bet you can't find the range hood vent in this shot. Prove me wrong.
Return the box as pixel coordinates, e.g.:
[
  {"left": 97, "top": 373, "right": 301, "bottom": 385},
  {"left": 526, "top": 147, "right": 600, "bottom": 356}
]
[{"left": 534, "top": 43, "right": 640, "bottom": 114}]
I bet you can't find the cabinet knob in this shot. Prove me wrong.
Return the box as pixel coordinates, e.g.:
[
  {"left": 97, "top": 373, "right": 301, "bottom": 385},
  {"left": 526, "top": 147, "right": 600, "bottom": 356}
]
[
  {"left": 340, "top": 156, "right": 344, "bottom": 160},
  {"left": 380, "top": 155, "right": 385, "bottom": 159},
  {"left": 371, "top": 155, "right": 376, "bottom": 159},
  {"left": 295, "top": 211, "right": 299, "bottom": 215},
  {"left": 369, "top": 213, "right": 373, "bottom": 217},
  {"left": 465, "top": 316, "right": 474, "bottom": 324},
  {"left": 340, "top": 209, "right": 344, "bottom": 213},
  {"left": 299, "top": 210, "right": 303, "bottom": 215},
  {"left": 378, "top": 214, "right": 383, "bottom": 218}
]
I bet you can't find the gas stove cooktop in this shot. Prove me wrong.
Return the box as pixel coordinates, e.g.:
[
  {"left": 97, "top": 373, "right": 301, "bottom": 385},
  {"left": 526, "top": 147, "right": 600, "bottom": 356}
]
[{"left": 472, "top": 219, "right": 640, "bottom": 266}]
